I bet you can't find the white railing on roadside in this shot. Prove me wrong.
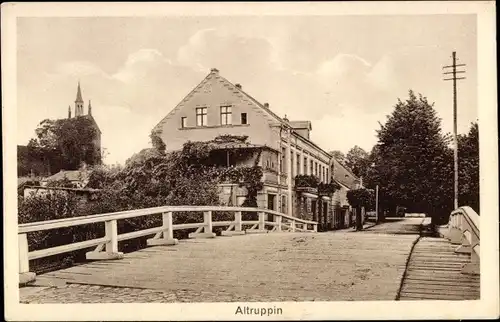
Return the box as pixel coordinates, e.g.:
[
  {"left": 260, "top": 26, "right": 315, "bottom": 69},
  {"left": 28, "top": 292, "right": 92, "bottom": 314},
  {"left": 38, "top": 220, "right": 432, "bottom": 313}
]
[
  {"left": 448, "top": 206, "right": 480, "bottom": 275},
  {"left": 18, "top": 206, "right": 318, "bottom": 284}
]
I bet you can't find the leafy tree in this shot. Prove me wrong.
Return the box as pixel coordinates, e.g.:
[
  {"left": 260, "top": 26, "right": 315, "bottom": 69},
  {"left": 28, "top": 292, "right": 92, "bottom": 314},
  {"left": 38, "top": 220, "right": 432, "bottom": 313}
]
[
  {"left": 345, "top": 145, "right": 371, "bottom": 178},
  {"left": 365, "top": 90, "right": 453, "bottom": 223},
  {"left": 150, "top": 130, "right": 166, "bottom": 152},
  {"left": 346, "top": 188, "right": 375, "bottom": 210},
  {"left": 458, "top": 122, "right": 479, "bottom": 213},
  {"left": 330, "top": 150, "right": 347, "bottom": 165},
  {"left": 26, "top": 117, "right": 101, "bottom": 174}
]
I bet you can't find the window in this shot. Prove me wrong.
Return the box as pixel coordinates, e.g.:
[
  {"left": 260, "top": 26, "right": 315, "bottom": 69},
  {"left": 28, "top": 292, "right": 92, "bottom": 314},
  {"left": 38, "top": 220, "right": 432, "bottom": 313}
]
[
  {"left": 220, "top": 105, "right": 232, "bottom": 125},
  {"left": 310, "top": 160, "right": 313, "bottom": 175},
  {"left": 181, "top": 117, "right": 187, "bottom": 128},
  {"left": 326, "top": 168, "right": 329, "bottom": 183},
  {"left": 196, "top": 107, "right": 207, "bottom": 126},
  {"left": 303, "top": 156, "right": 307, "bottom": 175},
  {"left": 280, "top": 147, "right": 286, "bottom": 173},
  {"left": 297, "top": 154, "right": 301, "bottom": 175},
  {"left": 241, "top": 113, "right": 247, "bottom": 125},
  {"left": 291, "top": 152, "right": 294, "bottom": 177}
]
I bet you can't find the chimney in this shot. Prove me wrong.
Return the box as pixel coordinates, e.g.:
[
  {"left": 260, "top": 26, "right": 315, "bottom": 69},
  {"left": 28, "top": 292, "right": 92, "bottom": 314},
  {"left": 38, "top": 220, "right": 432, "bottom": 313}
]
[
  {"left": 235, "top": 83, "right": 242, "bottom": 90},
  {"left": 264, "top": 103, "right": 269, "bottom": 108},
  {"left": 210, "top": 68, "right": 219, "bottom": 74}
]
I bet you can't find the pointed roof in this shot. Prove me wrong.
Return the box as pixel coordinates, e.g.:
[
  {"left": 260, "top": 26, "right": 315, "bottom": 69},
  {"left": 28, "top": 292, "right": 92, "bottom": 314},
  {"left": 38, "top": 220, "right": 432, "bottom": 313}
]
[
  {"left": 75, "top": 82, "right": 83, "bottom": 102},
  {"left": 153, "top": 69, "right": 333, "bottom": 158}
]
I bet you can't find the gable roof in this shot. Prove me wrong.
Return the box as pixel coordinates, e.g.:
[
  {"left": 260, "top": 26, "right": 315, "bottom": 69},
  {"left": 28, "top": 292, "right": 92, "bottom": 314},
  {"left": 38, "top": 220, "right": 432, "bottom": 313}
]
[
  {"left": 42, "top": 169, "right": 90, "bottom": 183},
  {"left": 152, "top": 69, "right": 332, "bottom": 158},
  {"left": 331, "top": 157, "right": 360, "bottom": 190}
]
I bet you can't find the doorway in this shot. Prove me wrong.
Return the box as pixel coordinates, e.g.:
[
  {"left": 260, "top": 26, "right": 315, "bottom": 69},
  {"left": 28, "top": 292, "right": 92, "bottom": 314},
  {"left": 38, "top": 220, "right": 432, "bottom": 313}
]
[{"left": 267, "top": 194, "right": 276, "bottom": 210}]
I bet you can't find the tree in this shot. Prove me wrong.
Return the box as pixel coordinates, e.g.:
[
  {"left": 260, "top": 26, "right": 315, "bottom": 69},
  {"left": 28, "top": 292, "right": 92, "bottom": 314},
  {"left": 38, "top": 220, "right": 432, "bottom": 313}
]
[
  {"left": 150, "top": 130, "right": 166, "bottom": 152},
  {"left": 330, "top": 150, "right": 346, "bottom": 165},
  {"left": 345, "top": 145, "right": 371, "bottom": 178},
  {"left": 365, "top": 90, "right": 453, "bottom": 223},
  {"left": 458, "top": 122, "right": 479, "bottom": 213},
  {"left": 26, "top": 117, "right": 101, "bottom": 173}
]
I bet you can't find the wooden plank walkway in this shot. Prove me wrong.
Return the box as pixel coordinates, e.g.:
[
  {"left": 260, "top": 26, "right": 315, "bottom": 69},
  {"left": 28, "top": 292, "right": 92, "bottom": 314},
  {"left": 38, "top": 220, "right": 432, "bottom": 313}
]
[
  {"left": 21, "top": 230, "right": 418, "bottom": 303},
  {"left": 399, "top": 237, "right": 480, "bottom": 300},
  {"left": 19, "top": 217, "right": 480, "bottom": 303}
]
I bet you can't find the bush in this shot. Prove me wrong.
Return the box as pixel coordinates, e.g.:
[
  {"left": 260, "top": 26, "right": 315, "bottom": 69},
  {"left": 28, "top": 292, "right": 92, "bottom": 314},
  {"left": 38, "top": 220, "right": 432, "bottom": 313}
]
[{"left": 18, "top": 135, "right": 268, "bottom": 273}]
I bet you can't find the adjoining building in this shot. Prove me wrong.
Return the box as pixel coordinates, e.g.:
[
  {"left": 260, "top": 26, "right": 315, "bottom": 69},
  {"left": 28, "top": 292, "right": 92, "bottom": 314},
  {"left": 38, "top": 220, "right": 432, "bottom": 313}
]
[{"left": 152, "top": 68, "right": 360, "bottom": 229}]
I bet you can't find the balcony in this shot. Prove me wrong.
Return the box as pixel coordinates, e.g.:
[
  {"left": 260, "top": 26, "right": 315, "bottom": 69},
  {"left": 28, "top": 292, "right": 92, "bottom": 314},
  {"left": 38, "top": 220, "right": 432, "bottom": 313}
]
[{"left": 294, "top": 175, "right": 319, "bottom": 195}]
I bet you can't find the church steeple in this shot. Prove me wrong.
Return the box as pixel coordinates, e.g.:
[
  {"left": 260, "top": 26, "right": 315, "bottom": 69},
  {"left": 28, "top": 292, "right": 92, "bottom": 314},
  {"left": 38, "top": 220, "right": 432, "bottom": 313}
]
[
  {"left": 88, "top": 100, "right": 92, "bottom": 116},
  {"left": 68, "top": 105, "right": 72, "bottom": 119},
  {"left": 75, "top": 82, "right": 84, "bottom": 117}
]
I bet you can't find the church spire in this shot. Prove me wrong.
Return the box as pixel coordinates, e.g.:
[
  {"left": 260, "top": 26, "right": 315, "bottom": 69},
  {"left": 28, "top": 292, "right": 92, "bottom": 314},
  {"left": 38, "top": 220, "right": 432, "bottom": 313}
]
[
  {"left": 75, "top": 81, "right": 84, "bottom": 117},
  {"left": 76, "top": 81, "right": 83, "bottom": 102},
  {"left": 88, "top": 100, "right": 92, "bottom": 116},
  {"left": 68, "top": 105, "right": 72, "bottom": 119}
]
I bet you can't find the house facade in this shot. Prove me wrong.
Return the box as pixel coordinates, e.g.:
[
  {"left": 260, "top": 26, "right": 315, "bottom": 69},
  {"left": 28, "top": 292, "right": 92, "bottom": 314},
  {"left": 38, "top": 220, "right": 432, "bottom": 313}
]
[{"left": 152, "top": 68, "right": 360, "bottom": 229}]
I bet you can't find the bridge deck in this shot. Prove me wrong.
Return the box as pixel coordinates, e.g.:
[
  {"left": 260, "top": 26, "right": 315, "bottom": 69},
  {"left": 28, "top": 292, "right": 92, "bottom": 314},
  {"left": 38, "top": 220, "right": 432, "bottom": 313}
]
[
  {"left": 19, "top": 218, "right": 479, "bottom": 303},
  {"left": 399, "top": 237, "right": 480, "bottom": 300}
]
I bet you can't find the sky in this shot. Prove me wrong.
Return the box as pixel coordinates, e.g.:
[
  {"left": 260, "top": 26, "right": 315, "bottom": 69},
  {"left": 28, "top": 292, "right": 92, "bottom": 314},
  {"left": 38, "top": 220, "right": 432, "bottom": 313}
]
[{"left": 17, "top": 15, "right": 477, "bottom": 165}]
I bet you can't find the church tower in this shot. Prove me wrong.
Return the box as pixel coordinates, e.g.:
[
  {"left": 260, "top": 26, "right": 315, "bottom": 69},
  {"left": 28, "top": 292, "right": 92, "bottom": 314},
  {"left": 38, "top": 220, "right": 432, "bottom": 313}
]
[
  {"left": 75, "top": 82, "right": 84, "bottom": 117},
  {"left": 88, "top": 100, "right": 92, "bottom": 116}
]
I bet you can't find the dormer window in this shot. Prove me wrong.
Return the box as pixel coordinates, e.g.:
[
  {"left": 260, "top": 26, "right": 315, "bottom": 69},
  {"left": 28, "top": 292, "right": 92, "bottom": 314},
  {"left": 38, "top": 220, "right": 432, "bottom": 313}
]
[
  {"left": 196, "top": 107, "right": 207, "bottom": 126},
  {"left": 220, "top": 105, "right": 232, "bottom": 125}
]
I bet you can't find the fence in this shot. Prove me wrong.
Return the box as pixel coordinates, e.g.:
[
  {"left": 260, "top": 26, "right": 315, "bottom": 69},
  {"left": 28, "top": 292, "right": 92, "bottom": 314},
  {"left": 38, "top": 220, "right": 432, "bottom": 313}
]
[
  {"left": 447, "top": 206, "right": 480, "bottom": 275},
  {"left": 18, "top": 205, "right": 318, "bottom": 284}
]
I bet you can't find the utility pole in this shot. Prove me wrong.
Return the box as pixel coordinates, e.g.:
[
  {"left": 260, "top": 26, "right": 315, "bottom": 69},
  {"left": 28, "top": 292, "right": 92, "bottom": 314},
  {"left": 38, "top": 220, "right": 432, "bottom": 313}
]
[
  {"left": 375, "top": 185, "right": 379, "bottom": 223},
  {"left": 443, "top": 52, "right": 466, "bottom": 209}
]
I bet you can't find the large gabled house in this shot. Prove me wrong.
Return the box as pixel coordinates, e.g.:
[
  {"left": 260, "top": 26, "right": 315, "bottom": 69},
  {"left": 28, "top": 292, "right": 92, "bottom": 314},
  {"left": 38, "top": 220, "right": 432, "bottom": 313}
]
[{"left": 152, "top": 68, "right": 360, "bottom": 229}]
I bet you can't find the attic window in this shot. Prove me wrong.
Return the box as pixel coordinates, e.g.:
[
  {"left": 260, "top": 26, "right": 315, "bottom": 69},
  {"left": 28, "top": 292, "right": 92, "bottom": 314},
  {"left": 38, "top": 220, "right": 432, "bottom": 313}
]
[
  {"left": 241, "top": 113, "right": 247, "bottom": 125},
  {"left": 196, "top": 107, "right": 207, "bottom": 126},
  {"left": 181, "top": 117, "right": 187, "bottom": 128},
  {"left": 220, "top": 105, "right": 232, "bottom": 125}
]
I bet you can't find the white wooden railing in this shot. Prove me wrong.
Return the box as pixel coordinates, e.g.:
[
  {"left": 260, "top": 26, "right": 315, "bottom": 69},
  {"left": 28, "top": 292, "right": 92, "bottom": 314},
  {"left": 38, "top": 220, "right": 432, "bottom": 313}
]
[
  {"left": 447, "top": 206, "right": 480, "bottom": 275},
  {"left": 18, "top": 206, "right": 317, "bottom": 284}
]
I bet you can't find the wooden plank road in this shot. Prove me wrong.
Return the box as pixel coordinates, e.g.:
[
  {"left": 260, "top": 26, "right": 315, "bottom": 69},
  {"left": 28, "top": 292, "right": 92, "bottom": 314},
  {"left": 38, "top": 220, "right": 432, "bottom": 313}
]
[
  {"left": 19, "top": 217, "right": 479, "bottom": 303},
  {"left": 399, "top": 237, "right": 480, "bottom": 300},
  {"left": 21, "top": 228, "right": 418, "bottom": 303}
]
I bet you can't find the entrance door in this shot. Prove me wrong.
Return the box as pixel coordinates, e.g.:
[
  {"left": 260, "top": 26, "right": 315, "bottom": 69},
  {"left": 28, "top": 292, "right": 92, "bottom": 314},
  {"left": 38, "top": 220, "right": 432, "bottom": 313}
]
[
  {"left": 267, "top": 194, "right": 276, "bottom": 210},
  {"left": 311, "top": 200, "right": 317, "bottom": 221}
]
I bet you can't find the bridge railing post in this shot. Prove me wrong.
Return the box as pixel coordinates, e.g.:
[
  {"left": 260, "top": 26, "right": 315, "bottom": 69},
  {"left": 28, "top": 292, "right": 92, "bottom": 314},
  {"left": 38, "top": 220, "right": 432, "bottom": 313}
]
[
  {"left": 258, "top": 212, "right": 265, "bottom": 231},
  {"left": 462, "top": 244, "right": 480, "bottom": 275},
  {"left": 234, "top": 211, "right": 242, "bottom": 232},
  {"left": 188, "top": 211, "right": 216, "bottom": 239},
  {"left": 313, "top": 223, "right": 318, "bottom": 232},
  {"left": 204, "top": 211, "right": 213, "bottom": 233},
  {"left": 86, "top": 219, "right": 124, "bottom": 260},
  {"left": 147, "top": 211, "right": 179, "bottom": 246},
  {"left": 290, "top": 219, "right": 296, "bottom": 232},
  {"left": 455, "top": 230, "right": 472, "bottom": 254},
  {"left": 18, "top": 233, "right": 35, "bottom": 285},
  {"left": 275, "top": 214, "right": 282, "bottom": 232},
  {"left": 106, "top": 219, "right": 119, "bottom": 253},
  {"left": 448, "top": 213, "right": 462, "bottom": 245}
]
